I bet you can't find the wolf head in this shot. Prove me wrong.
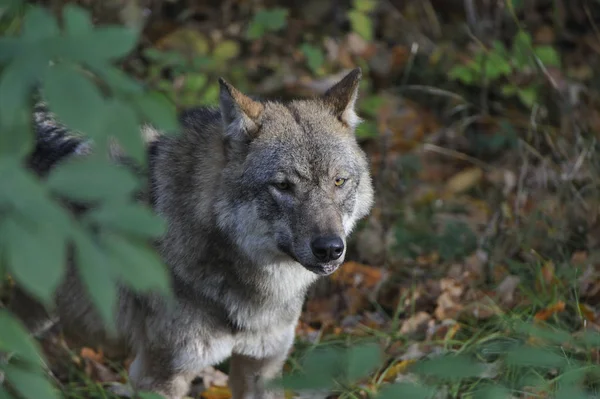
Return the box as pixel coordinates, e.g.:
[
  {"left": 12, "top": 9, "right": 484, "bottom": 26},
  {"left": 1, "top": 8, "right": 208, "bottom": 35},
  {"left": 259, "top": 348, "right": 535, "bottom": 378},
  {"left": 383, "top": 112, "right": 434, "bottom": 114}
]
[{"left": 215, "top": 69, "right": 374, "bottom": 275}]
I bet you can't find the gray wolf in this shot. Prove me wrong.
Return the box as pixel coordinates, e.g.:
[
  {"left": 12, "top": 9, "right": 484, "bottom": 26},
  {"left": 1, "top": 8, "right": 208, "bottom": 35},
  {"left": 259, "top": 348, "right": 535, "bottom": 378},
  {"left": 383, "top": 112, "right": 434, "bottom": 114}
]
[{"left": 12, "top": 68, "right": 374, "bottom": 399}]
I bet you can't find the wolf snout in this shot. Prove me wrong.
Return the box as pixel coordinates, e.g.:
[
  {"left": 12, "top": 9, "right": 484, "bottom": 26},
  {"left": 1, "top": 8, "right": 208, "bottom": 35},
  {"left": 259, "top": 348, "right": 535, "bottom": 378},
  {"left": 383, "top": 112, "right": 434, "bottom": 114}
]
[{"left": 310, "top": 235, "right": 345, "bottom": 262}]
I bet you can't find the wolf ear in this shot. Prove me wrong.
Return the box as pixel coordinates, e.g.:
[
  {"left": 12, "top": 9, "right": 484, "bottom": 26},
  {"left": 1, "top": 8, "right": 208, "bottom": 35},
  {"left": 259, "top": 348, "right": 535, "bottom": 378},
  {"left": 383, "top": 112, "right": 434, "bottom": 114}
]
[
  {"left": 322, "top": 68, "right": 362, "bottom": 129},
  {"left": 218, "top": 78, "right": 264, "bottom": 138}
]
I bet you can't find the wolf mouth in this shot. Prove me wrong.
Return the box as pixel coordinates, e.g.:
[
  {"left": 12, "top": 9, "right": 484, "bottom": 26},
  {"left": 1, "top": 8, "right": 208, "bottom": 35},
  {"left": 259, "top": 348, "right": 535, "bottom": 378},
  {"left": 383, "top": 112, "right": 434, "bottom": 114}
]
[
  {"left": 302, "top": 263, "right": 341, "bottom": 276},
  {"left": 277, "top": 243, "right": 341, "bottom": 275}
]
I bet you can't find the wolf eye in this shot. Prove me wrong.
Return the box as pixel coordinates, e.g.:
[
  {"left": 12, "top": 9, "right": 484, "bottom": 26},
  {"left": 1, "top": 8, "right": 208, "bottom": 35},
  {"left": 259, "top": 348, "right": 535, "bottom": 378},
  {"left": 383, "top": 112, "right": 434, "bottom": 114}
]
[
  {"left": 274, "top": 182, "right": 291, "bottom": 191},
  {"left": 334, "top": 177, "right": 347, "bottom": 187}
]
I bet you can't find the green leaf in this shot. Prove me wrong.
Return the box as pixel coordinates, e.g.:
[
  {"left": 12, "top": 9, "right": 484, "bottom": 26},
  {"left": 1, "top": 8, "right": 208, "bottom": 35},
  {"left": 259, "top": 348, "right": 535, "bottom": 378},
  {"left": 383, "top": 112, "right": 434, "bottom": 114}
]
[
  {"left": 21, "top": 6, "right": 59, "bottom": 42},
  {"left": 102, "top": 232, "right": 170, "bottom": 294},
  {"left": 0, "top": 386, "right": 16, "bottom": 399},
  {"left": 377, "top": 382, "right": 435, "bottom": 399},
  {"left": 137, "top": 393, "right": 166, "bottom": 399},
  {"left": 103, "top": 100, "right": 144, "bottom": 163},
  {"left": 59, "top": 26, "right": 138, "bottom": 67},
  {"left": 144, "top": 48, "right": 186, "bottom": 65},
  {"left": 199, "top": 82, "right": 219, "bottom": 106},
  {"left": 278, "top": 343, "right": 380, "bottom": 391},
  {"left": 213, "top": 40, "right": 240, "bottom": 63},
  {"left": 485, "top": 51, "right": 512, "bottom": 79},
  {"left": 63, "top": 4, "right": 93, "bottom": 34},
  {"left": 0, "top": 310, "right": 43, "bottom": 365},
  {"left": 359, "top": 95, "right": 384, "bottom": 118},
  {"left": 0, "top": 52, "right": 46, "bottom": 126},
  {"left": 505, "top": 345, "right": 568, "bottom": 368},
  {"left": 491, "top": 40, "right": 509, "bottom": 58},
  {"left": 534, "top": 45, "right": 561, "bottom": 67},
  {"left": 412, "top": 354, "right": 487, "bottom": 380},
  {"left": 555, "top": 387, "right": 592, "bottom": 399},
  {"left": 501, "top": 84, "right": 518, "bottom": 96},
  {"left": 345, "top": 342, "right": 381, "bottom": 382},
  {"left": 507, "top": 0, "right": 525, "bottom": 11},
  {"left": 184, "top": 71, "right": 208, "bottom": 92},
  {"left": 3, "top": 214, "right": 67, "bottom": 305},
  {"left": 46, "top": 157, "right": 139, "bottom": 202},
  {"left": 512, "top": 31, "right": 534, "bottom": 69},
  {"left": 472, "top": 384, "right": 511, "bottom": 399},
  {"left": 0, "top": 163, "right": 73, "bottom": 234},
  {"left": 348, "top": 10, "right": 373, "bottom": 41},
  {"left": 133, "top": 92, "right": 179, "bottom": 132},
  {"left": 90, "top": 63, "right": 143, "bottom": 95},
  {"left": 437, "top": 221, "right": 477, "bottom": 261},
  {"left": 300, "top": 43, "right": 325, "bottom": 73},
  {"left": 73, "top": 232, "right": 117, "bottom": 331},
  {"left": 577, "top": 330, "right": 600, "bottom": 347},
  {"left": 0, "top": 104, "right": 33, "bottom": 159},
  {"left": 42, "top": 64, "right": 105, "bottom": 137},
  {"left": 4, "top": 363, "right": 58, "bottom": 399},
  {"left": 353, "top": 0, "right": 377, "bottom": 12},
  {"left": 449, "top": 65, "right": 475, "bottom": 84},
  {"left": 87, "top": 27, "right": 138, "bottom": 61},
  {"left": 277, "top": 347, "right": 340, "bottom": 390},
  {"left": 86, "top": 203, "right": 166, "bottom": 238},
  {"left": 262, "top": 8, "right": 289, "bottom": 31},
  {"left": 513, "top": 321, "right": 572, "bottom": 345},
  {"left": 246, "top": 23, "right": 265, "bottom": 40},
  {"left": 355, "top": 120, "right": 378, "bottom": 139},
  {"left": 0, "top": 0, "right": 23, "bottom": 15},
  {"left": 0, "top": 37, "right": 21, "bottom": 63},
  {"left": 517, "top": 86, "right": 537, "bottom": 108},
  {"left": 246, "top": 8, "right": 288, "bottom": 39}
]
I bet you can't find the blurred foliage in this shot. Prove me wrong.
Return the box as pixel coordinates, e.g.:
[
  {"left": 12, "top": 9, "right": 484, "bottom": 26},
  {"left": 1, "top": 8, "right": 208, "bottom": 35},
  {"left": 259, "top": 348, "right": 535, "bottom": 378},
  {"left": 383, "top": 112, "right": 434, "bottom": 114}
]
[
  {"left": 0, "top": 1, "right": 175, "bottom": 398},
  {"left": 449, "top": 30, "right": 562, "bottom": 108}
]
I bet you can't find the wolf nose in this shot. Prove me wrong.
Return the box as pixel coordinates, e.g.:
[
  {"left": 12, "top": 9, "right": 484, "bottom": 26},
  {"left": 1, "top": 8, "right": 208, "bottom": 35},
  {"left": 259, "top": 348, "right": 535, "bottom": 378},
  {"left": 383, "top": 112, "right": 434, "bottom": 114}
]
[{"left": 311, "top": 236, "right": 345, "bottom": 262}]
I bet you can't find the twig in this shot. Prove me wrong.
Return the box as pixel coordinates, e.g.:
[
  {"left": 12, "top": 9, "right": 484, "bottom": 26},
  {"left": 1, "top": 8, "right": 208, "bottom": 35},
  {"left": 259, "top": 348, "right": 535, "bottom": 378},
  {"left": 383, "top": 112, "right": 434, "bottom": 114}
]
[
  {"left": 464, "top": 0, "right": 480, "bottom": 36},
  {"left": 401, "top": 42, "right": 419, "bottom": 87},
  {"left": 423, "top": 143, "right": 496, "bottom": 170},
  {"left": 397, "top": 85, "right": 472, "bottom": 104}
]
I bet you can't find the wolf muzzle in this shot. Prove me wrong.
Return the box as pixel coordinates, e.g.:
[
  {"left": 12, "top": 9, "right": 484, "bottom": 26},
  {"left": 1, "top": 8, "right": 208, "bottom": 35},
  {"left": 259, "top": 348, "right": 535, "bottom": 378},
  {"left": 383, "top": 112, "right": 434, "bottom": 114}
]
[{"left": 310, "top": 235, "right": 344, "bottom": 262}]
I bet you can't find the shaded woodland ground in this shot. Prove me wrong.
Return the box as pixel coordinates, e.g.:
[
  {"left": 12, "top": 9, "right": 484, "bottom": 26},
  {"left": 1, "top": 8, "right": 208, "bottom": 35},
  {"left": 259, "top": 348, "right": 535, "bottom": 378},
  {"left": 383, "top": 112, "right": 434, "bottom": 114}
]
[{"left": 8, "top": 0, "right": 600, "bottom": 397}]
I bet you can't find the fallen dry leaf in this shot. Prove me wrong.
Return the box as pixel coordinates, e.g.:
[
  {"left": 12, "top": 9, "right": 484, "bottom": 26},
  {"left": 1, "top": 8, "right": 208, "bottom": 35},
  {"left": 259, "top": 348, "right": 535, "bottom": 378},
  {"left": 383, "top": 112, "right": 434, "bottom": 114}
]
[
  {"left": 464, "top": 294, "right": 501, "bottom": 320},
  {"left": 381, "top": 359, "right": 417, "bottom": 382},
  {"left": 435, "top": 292, "right": 463, "bottom": 321},
  {"left": 571, "top": 251, "right": 588, "bottom": 265},
  {"left": 331, "top": 261, "right": 387, "bottom": 290},
  {"left": 463, "top": 251, "right": 487, "bottom": 282},
  {"left": 541, "top": 261, "right": 556, "bottom": 285},
  {"left": 155, "top": 27, "right": 209, "bottom": 57},
  {"left": 445, "top": 322, "right": 461, "bottom": 341},
  {"left": 400, "top": 312, "right": 432, "bottom": 338},
  {"left": 80, "top": 347, "right": 104, "bottom": 363},
  {"left": 427, "top": 319, "right": 459, "bottom": 341},
  {"left": 535, "top": 261, "right": 561, "bottom": 293},
  {"left": 579, "top": 303, "right": 596, "bottom": 322},
  {"left": 496, "top": 275, "right": 521, "bottom": 306},
  {"left": 439, "top": 278, "right": 464, "bottom": 297},
  {"left": 355, "top": 216, "right": 386, "bottom": 266},
  {"left": 534, "top": 301, "right": 566, "bottom": 322},
  {"left": 433, "top": 279, "right": 465, "bottom": 322},
  {"left": 201, "top": 385, "right": 232, "bottom": 399},
  {"left": 443, "top": 167, "right": 483, "bottom": 196},
  {"left": 83, "top": 357, "right": 120, "bottom": 383}
]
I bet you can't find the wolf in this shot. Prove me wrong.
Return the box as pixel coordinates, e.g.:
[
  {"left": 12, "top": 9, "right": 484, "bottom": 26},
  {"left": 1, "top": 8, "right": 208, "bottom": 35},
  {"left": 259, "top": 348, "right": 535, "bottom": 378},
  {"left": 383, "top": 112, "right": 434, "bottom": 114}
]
[{"left": 12, "top": 68, "right": 374, "bottom": 399}]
